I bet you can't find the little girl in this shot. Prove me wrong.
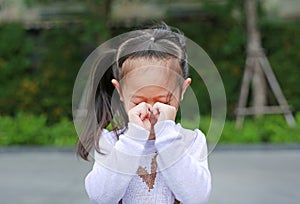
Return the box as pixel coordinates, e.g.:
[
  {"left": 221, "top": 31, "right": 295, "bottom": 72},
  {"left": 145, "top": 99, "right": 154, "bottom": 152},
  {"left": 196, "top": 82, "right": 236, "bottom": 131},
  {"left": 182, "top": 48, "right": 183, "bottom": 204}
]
[{"left": 76, "top": 23, "right": 211, "bottom": 204}]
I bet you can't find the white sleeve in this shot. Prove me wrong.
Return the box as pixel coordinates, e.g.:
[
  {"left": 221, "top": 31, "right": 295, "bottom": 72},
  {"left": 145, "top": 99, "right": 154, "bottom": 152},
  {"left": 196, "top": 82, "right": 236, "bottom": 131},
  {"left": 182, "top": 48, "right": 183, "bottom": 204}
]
[
  {"left": 85, "top": 123, "right": 150, "bottom": 204},
  {"left": 154, "top": 120, "right": 211, "bottom": 204}
]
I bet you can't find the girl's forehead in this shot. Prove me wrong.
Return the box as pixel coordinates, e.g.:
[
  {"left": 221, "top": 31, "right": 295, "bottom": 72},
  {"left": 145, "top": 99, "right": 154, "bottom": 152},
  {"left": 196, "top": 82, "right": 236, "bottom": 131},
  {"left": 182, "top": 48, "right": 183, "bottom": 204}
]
[
  {"left": 120, "top": 59, "right": 183, "bottom": 93},
  {"left": 129, "top": 86, "right": 171, "bottom": 99}
]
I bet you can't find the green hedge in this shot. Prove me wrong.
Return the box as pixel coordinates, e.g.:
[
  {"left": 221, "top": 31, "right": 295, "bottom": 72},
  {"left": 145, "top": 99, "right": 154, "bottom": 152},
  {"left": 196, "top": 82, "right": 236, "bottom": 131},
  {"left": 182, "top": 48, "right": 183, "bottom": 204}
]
[
  {"left": 0, "top": 113, "right": 299, "bottom": 146},
  {"left": 0, "top": 113, "right": 77, "bottom": 146},
  {"left": 0, "top": 23, "right": 85, "bottom": 123},
  {"left": 182, "top": 113, "right": 300, "bottom": 144}
]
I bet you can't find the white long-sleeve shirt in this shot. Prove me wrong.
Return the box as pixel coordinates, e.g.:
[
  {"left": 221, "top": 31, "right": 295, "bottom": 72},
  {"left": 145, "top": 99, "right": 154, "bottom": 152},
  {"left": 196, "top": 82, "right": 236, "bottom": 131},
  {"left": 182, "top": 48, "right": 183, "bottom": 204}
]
[{"left": 85, "top": 120, "right": 211, "bottom": 204}]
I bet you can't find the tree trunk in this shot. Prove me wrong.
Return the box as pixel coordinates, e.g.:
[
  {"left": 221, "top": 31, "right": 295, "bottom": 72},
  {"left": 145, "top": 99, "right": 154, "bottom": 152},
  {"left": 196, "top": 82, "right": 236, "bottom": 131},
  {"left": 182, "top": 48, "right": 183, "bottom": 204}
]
[{"left": 245, "top": 0, "right": 267, "bottom": 112}]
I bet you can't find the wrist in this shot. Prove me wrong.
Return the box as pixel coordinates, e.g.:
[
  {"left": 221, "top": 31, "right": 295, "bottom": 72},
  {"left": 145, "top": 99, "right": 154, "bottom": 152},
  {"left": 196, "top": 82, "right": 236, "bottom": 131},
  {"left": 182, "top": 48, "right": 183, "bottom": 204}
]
[
  {"left": 154, "top": 120, "right": 176, "bottom": 137},
  {"left": 114, "top": 123, "right": 150, "bottom": 156},
  {"left": 126, "top": 122, "right": 150, "bottom": 141}
]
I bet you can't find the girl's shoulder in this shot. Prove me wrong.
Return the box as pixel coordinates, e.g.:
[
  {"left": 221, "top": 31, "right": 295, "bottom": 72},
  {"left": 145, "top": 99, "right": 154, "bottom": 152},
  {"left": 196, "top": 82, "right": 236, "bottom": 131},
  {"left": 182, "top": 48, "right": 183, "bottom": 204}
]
[
  {"left": 175, "top": 122, "right": 206, "bottom": 142},
  {"left": 177, "top": 123, "right": 208, "bottom": 157}
]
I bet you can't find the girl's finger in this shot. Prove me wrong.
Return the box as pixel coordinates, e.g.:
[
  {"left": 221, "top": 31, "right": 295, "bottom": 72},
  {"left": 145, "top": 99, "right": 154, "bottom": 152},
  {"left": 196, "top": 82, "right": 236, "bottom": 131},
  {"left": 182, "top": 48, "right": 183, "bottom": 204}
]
[
  {"left": 137, "top": 102, "right": 151, "bottom": 120},
  {"left": 152, "top": 102, "right": 163, "bottom": 112},
  {"left": 139, "top": 105, "right": 148, "bottom": 120},
  {"left": 152, "top": 107, "right": 158, "bottom": 116},
  {"left": 153, "top": 102, "right": 177, "bottom": 121},
  {"left": 146, "top": 103, "right": 152, "bottom": 112},
  {"left": 146, "top": 104, "right": 153, "bottom": 118}
]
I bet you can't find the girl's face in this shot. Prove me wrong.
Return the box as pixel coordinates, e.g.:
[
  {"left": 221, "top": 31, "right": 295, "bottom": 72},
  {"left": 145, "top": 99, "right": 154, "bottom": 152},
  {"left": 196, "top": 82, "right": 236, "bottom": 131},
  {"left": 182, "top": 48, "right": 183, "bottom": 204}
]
[{"left": 112, "top": 57, "right": 191, "bottom": 132}]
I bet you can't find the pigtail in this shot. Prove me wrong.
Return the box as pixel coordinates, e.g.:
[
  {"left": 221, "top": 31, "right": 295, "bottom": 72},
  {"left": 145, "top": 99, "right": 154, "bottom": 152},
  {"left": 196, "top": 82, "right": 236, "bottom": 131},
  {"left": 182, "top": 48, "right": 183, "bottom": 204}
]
[
  {"left": 95, "top": 66, "right": 115, "bottom": 129},
  {"left": 76, "top": 50, "right": 125, "bottom": 160}
]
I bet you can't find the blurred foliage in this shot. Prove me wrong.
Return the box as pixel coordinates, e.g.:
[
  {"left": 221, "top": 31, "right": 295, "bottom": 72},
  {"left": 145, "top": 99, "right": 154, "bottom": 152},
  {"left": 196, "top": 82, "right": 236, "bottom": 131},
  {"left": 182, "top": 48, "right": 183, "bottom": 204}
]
[
  {"left": 0, "top": 112, "right": 76, "bottom": 146},
  {"left": 0, "top": 24, "right": 33, "bottom": 114},
  {"left": 261, "top": 22, "right": 300, "bottom": 113},
  {"left": 168, "top": 0, "right": 300, "bottom": 118},
  {"left": 0, "top": 0, "right": 109, "bottom": 123},
  {"left": 0, "top": 0, "right": 300, "bottom": 146},
  {"left": 0, "top": 23, "right": 85, "bottom": 122},
  {"left": 181, "top": 113, "right": 300, "bottom": 144}
]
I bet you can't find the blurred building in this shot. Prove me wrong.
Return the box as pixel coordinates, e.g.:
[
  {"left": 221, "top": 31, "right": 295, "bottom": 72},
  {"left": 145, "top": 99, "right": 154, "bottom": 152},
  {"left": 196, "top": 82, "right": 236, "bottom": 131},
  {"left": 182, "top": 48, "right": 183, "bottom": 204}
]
[
  {"left": 0, "top": 0, "right": 86, "bottom": 29},
  {"left": 263, "top": 0, "right": 300, "bottom": 20},
  {"left": 0, "top": 0, "right": 299, "bottom": 29}
]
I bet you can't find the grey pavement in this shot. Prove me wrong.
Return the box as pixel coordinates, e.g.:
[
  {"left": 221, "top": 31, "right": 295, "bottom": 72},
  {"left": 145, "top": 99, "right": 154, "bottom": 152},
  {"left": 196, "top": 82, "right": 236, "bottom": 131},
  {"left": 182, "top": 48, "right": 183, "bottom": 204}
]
[
  {"left": 0, "top": 145, "right": 299, "bottom": 204},
  {"left": 209, "top": 146, "right": 300, "bottom": 204}
]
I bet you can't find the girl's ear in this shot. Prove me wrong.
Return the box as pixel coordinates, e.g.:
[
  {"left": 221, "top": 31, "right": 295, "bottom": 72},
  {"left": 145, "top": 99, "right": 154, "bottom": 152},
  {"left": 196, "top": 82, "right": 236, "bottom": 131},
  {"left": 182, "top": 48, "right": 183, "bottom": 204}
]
[
  {"left": 181, "top": 78, "right": 192, "bottom": 101},
  {"left": 111, "top": 79, "right": 124, "bottom": 101}
]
